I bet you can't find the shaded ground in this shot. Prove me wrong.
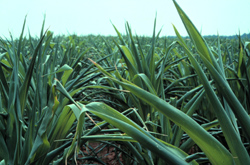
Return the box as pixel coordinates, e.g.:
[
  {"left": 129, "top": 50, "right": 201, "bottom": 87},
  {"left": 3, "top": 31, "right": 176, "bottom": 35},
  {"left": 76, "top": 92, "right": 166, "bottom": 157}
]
[{"left": 68, "top": 141, "right": 125, "bottom": 165}]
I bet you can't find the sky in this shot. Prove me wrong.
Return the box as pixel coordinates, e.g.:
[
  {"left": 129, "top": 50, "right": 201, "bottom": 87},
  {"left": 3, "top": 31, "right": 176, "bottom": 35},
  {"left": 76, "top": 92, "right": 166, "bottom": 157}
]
[{"left": 1, "top": 0, "right": 250, "bottom": 39}]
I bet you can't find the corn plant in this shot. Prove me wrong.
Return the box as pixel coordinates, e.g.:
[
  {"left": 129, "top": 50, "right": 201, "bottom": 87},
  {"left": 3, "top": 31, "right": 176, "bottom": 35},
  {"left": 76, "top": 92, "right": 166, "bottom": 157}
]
[
  {"left": 0, "top": 18, "right": 111, "bottom": 164},
  {"left": 80, "top": 0, "right": 250, "bottom": 164}
]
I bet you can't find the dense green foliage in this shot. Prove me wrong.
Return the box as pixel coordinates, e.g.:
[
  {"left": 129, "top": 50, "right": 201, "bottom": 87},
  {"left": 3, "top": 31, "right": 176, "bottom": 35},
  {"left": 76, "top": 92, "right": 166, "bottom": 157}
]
[{"left": 0, "top": 1, "right": 250, "bottom": 164}]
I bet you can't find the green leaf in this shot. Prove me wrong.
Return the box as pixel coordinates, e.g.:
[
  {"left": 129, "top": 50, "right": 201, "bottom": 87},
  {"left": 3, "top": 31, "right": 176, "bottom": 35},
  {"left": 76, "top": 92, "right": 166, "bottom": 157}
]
[
  {"left": 19, "top": 30, "right": 47, "bottom": 115},
  {"left": 80, "top": 102, "right": 195, "bottom": 165},
  {"left": 49, "top": 104, "right": 76, "bottom": 149},
  {"left": 0, "top": 132, "right": 9, "bottom": 162},
  {"left": 25, "top": 106, "right": 52, "bottom": 164},
  {"left": 173, "top": 1, "right": 219, "bottom": 71},
  {"left": 56, "top": 64, "right": 73, "bottom": 86},
  {"left": 172, "top": 1, "right": 250, "bottom": 163},
  {"left": 92, "top": 58, "right": 234, "bottom": 164}
]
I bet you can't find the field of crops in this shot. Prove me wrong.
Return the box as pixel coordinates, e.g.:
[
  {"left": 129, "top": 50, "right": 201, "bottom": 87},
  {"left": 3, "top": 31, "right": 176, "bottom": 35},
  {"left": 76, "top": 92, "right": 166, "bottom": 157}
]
[{"left": 0, "top": 1, "right": 250, "bottom": 165}]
